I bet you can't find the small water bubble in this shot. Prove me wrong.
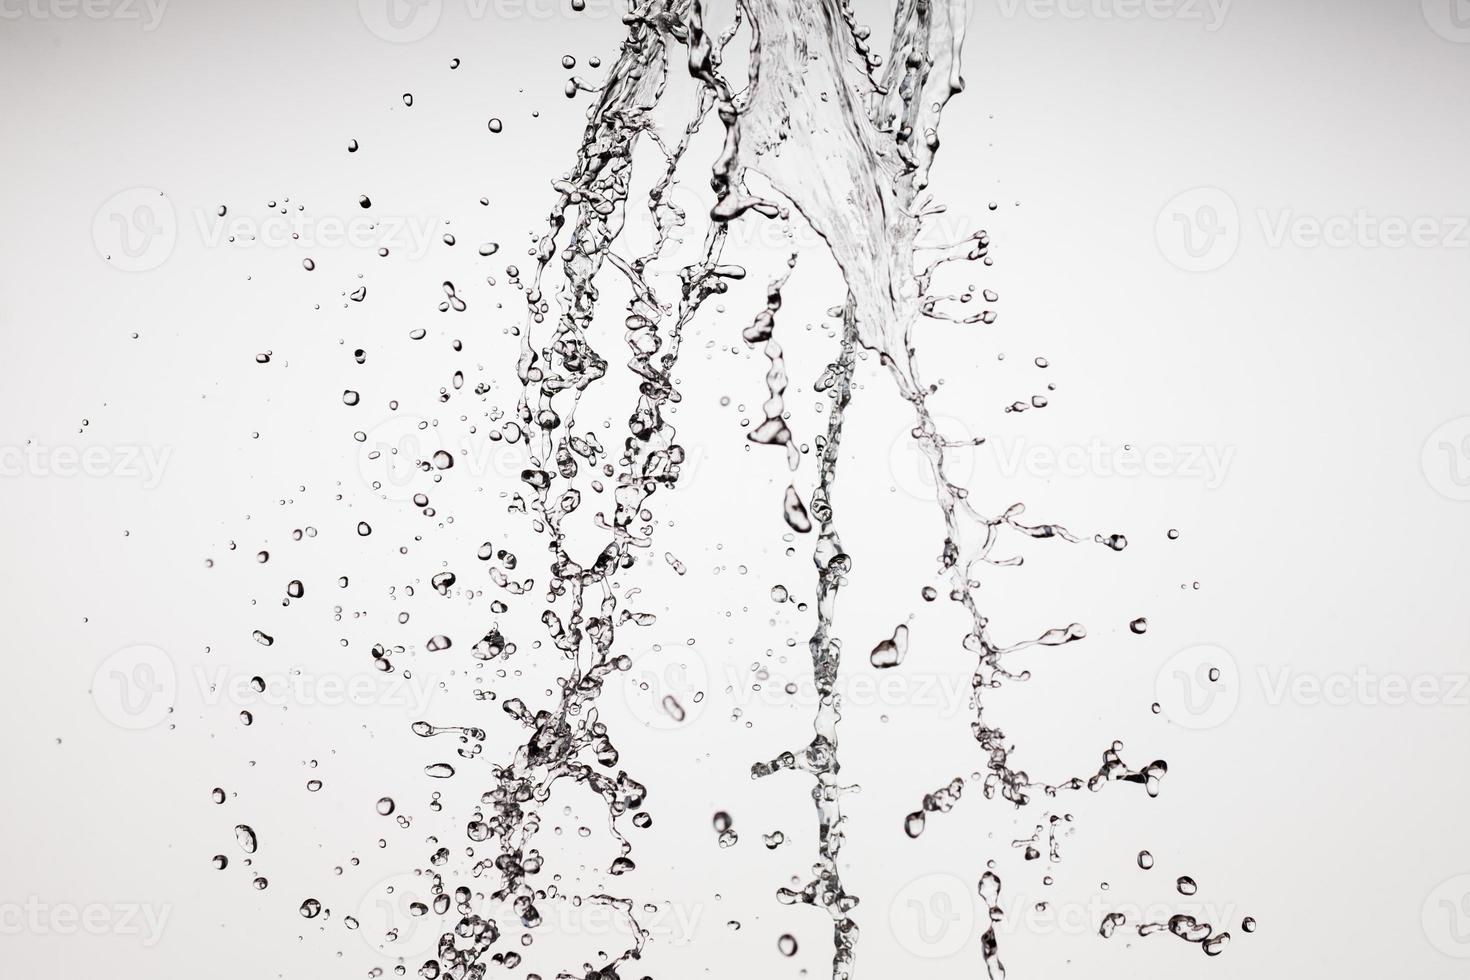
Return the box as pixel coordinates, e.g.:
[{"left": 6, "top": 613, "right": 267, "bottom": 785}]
[
  {"left": 1177, "top": 875, "right": 1198, "bottom": 896},
  {"left": 487, "top": 118, "right": 503, "bottom": 133},
  {"left": 777, "top": 934, "right": 798, "bottom": 956},
  {"left": 1138, "top": 850, "right": 1154, "bottom": 870},
  {"left": 376, "top": 797, "right": 396, "bottom": 816}
]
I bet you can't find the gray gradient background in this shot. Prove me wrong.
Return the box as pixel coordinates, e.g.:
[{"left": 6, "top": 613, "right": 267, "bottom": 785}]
[{"left": 3, "top": 0, "right": 1470, "bottom": 978}]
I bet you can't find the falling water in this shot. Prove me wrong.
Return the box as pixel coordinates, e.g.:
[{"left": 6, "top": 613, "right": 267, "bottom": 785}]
[{"left": 209, "top": 0, "right": 1250, "bottom": 977}]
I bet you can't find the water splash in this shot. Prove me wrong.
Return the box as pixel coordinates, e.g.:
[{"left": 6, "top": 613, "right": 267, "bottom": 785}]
[{"left": 210, "top": 0, "right": 1249, "bottom": 976}]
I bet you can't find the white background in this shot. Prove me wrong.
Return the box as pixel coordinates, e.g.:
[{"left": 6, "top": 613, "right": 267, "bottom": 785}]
[{"left": 3, "top": 1, "right": 1470, "bottom": 978}]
